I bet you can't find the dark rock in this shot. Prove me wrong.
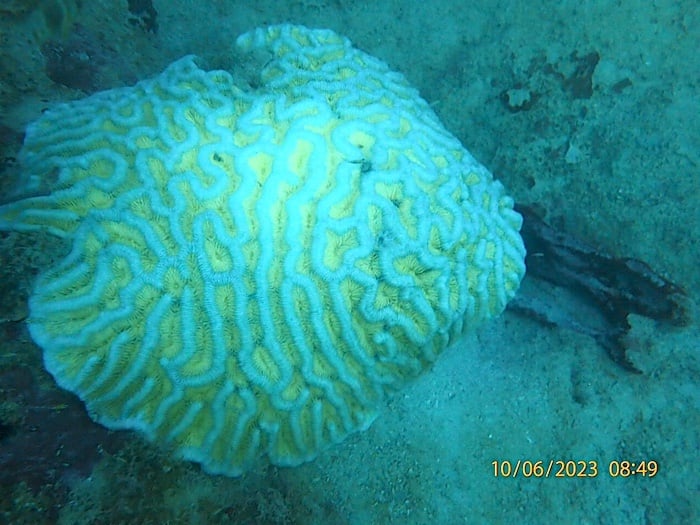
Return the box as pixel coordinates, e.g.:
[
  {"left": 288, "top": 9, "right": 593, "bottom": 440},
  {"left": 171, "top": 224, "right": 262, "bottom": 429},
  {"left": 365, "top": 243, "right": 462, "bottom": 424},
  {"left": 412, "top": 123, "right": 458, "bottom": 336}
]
[
  {"left": 510, "top": 205, "right": 689, "bottom": 372},
  {"left": 127, "top": 0, "right": 158, "bottom": 33},
  {"left": 564, "top": 51, "right": 600, "bottom": 99}
]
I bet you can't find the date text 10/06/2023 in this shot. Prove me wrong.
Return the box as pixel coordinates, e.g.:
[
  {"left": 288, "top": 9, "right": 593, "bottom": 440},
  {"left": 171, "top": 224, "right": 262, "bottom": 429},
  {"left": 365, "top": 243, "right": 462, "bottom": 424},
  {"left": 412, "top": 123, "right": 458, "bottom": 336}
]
[{"left": 492, "top": 460, "right": 658, "bottom": 478}]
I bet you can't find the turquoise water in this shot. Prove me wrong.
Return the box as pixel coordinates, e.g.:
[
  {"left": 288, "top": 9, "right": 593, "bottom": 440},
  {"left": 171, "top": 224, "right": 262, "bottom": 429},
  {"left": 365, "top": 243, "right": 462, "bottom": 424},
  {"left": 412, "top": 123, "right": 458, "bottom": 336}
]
[{"left": 0, "top": 1, "right": 697, "bottom": 523}]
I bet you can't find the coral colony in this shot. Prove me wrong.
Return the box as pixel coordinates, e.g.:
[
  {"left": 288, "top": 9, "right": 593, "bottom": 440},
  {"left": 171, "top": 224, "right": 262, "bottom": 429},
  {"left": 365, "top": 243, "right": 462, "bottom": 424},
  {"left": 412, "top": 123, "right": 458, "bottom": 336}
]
[{"left": 0, "top": 25, "right": 525, "bottom": 475}]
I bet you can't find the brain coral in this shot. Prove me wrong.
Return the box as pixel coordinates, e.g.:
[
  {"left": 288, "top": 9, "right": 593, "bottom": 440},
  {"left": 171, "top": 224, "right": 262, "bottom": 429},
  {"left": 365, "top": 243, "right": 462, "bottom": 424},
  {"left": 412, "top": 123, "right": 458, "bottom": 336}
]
[{"left": 0, "top": 25, "right": 526, "bottom": 475}]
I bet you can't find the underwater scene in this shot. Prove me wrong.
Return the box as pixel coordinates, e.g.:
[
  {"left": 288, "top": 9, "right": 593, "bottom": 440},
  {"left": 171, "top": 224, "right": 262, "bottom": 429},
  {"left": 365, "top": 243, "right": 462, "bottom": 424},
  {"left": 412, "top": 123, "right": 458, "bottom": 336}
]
[{"left": 0, "top": 1, "right": 697, "bottom": 523}]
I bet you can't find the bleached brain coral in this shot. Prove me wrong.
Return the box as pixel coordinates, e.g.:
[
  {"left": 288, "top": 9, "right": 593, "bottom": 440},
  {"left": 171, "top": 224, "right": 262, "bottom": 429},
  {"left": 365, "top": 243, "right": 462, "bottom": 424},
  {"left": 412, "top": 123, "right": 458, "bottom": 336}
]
[{"left": 0, "top": 25, "right": 525, "bottom": 475}]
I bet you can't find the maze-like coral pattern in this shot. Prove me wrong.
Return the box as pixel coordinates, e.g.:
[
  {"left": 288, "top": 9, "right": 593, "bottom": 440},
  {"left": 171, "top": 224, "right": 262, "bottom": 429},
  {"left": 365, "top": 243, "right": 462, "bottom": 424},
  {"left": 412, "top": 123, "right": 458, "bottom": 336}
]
[{"left": 0, "top": 25, "right": 525, "bottom": 475}]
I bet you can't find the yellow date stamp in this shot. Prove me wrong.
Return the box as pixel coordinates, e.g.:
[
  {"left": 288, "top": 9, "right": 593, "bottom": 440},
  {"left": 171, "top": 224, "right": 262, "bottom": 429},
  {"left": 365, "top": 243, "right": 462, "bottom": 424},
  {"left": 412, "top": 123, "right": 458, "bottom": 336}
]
[{"left": 491, "top": 460, "right": 658, "bottom": 478}]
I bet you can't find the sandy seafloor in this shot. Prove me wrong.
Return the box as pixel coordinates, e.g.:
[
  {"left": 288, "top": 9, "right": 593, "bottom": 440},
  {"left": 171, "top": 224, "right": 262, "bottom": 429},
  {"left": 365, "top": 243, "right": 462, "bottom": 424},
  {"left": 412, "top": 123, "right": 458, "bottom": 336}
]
[{"left": 0, "top": 1, "right": 698, "bottom": 523}]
